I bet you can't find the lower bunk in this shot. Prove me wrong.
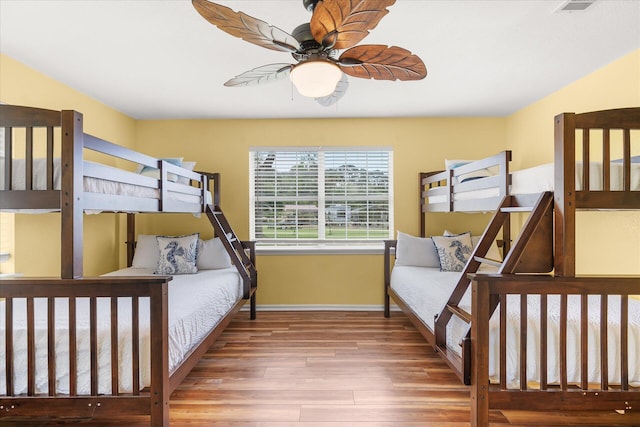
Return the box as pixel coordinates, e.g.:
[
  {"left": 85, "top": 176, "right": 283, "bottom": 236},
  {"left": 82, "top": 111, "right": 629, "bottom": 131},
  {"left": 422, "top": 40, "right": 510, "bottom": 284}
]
[
  {"left": 0, "top": 246, "right": 256, "bottom": 426},
  {"left": 385, "top": 246, "right": 640, "bottom": 424}
]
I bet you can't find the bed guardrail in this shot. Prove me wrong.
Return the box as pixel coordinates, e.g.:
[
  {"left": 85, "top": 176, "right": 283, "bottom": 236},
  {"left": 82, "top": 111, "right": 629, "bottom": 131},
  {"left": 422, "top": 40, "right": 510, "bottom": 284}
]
[
  {"left": 470, "top": 274, "right": 640, "bottom": 427},
  {"left": 0, "top": 276, "right": 172, "bottom": 424},
  {"left": 421, "top": 150, "right": 512, "bottom": 214},
  {"left": 0, "top": 105, "right": 213, "bottom": 213}
]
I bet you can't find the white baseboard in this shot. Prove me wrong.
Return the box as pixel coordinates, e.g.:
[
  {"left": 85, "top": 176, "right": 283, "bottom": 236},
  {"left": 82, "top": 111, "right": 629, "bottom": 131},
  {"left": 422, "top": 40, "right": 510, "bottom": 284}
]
[{"left": 241, "top": 304, "right": 401, "bottom": 312}]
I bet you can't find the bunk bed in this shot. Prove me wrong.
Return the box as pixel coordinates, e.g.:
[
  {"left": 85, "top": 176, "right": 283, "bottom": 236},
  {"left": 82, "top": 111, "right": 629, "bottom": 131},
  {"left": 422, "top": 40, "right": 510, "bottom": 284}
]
[
  {"left": 0, "top": 104, "right": 258, "bottom": 426},
  {"left": 384, "top": 107, "right": 640, "bottom": 426}
]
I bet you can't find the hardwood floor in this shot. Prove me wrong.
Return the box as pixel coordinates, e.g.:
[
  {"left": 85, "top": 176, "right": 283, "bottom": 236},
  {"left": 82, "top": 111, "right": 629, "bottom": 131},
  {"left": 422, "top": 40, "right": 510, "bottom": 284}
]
[{"left": 3, "top": 310, "right": 639, "bottom": 426}]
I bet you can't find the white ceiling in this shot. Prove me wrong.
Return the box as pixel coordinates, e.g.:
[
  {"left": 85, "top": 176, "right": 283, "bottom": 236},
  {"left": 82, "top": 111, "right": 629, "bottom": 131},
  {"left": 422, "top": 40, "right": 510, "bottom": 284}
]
[{"left": 1, "top": 0, "right": 638, "bottom": 120}]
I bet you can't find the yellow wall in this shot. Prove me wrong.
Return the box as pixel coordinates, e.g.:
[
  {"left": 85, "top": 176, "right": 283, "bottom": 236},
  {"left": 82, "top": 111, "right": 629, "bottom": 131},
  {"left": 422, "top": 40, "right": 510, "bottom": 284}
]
[
  {"left": 135, "top": 117, "right": 505, "bottom": 305},
  {"left": 0, "top": 54, "right": 137, "bottom": 275},
  {"left": 0, "top": 213, "right": 14, "bottom": 274},
  {"left": 506, "top": 49, "right": 640, "bottom": 275}
]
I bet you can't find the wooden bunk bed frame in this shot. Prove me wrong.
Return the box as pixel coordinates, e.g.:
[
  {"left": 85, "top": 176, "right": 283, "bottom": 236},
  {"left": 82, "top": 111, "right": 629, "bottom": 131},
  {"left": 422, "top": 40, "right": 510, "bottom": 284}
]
[
  {"left": 0, "top": 105, "right": 258, "bottom": 425},
  {"left": 384, "top": 107, "right": 640, "bottom": 426}
]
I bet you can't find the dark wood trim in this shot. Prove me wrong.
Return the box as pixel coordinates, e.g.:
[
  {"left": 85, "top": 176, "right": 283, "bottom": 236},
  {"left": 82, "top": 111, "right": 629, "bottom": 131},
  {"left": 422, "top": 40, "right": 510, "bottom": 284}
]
[
  {"left": 60, "top": 110, "right": 84, "bottom": 279},
  {"left": 126, "top": 213, "right": 136, "bottom": 267},
  {"left": 418, "top": 173, "right": 427, "bottom": 237},
  {"left": 553, "top": 112, "right": 576, "bottom": 277},
  {"left": 0, "top": 104, "right": 61, "bottom": 127},
  {"left": 383, "top": 239, "right": 396, "bottom": 318}
]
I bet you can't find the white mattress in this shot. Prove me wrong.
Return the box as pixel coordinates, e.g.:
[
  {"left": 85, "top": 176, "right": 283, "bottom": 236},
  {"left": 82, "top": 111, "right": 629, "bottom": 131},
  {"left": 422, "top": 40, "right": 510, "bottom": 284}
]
[
  {"left": 0, "top": 158, "right": 210, "bottom": 213},
  {"left": 391, "top": 265, "right": 640, "bottom": 388},
  {"left": 0, "top": 267, "right": 242, "bottom": 396},
  {"left": 428, "top": 162, "right": 640, "bottom": 204}
]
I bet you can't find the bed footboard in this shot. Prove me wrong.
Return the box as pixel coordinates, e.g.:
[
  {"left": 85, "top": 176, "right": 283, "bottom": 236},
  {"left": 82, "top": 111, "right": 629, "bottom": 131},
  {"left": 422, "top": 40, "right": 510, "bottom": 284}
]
[
  {"left": 470, "top": 274, "right": 640, "bottom": 427},
  {"left": 0, "top": 276, "right": 172, "bottom": 426}
]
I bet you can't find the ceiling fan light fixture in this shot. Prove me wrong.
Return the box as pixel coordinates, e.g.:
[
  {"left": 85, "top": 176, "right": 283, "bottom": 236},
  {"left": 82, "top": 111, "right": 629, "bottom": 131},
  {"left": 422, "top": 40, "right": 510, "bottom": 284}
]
[{"left": 290, "top": 59, "right": 343, "bottom": 98}]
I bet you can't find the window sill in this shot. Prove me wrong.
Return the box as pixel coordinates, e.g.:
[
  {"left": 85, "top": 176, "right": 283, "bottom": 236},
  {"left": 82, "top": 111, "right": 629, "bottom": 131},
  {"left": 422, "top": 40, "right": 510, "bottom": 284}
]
[{"left": 256, "top": 243, "right": 385, "bottom": 255}]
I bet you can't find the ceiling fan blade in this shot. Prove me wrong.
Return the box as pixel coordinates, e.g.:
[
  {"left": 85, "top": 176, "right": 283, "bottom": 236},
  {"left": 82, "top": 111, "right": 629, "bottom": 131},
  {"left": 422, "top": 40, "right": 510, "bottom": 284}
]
[
  {"left": 310, "top": 0, "right": 396, "bottom": 50},
  {"left": 192, "top": 0, "right": 300, "bottom": 53},
  {"left": 315, "top": 74, "right": 349, "bottom": 107},
  {"left": 337, "top": 45, "right": 427, "bottom": 81},
  {"left": 224, "top": 63, "right": 293, "bottom": 87}
]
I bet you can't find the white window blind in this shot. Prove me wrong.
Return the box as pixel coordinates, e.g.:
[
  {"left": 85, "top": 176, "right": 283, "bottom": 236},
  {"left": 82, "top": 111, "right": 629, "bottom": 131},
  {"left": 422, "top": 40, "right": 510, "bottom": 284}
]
[{"left": 250, "top": 147, "right": 393, "bottom": 248}]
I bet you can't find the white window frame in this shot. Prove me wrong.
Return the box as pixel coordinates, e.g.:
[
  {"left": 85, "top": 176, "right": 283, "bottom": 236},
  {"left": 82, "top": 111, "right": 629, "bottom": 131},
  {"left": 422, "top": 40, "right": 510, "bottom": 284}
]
[{"left": 249, "top": 147, "right": 394, "bottom": 254}]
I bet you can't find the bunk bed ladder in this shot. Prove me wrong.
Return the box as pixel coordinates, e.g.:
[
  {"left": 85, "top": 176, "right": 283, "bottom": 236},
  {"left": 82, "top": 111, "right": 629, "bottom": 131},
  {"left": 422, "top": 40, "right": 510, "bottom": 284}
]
[
  {"left": 205, "top": 204, "right": 258, "bottom": 319},
  {"left": 434, "top": 191, "right": 554, "bottom": 384},
  {"left": 498, "top": 191, "right": 554, "bottom": 274}
]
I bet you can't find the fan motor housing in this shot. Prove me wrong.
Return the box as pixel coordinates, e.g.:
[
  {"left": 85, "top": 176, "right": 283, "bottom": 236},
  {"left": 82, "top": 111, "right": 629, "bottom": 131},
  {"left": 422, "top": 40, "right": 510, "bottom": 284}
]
[
  {"left": 303, "top": 0, "right": 319, "bottom": 12},
  {"left": 292, "top": 23, "right": 316, "bottom": 44},
  {"left": 292, "top": 23, "right": 324, "bottom": 58}
]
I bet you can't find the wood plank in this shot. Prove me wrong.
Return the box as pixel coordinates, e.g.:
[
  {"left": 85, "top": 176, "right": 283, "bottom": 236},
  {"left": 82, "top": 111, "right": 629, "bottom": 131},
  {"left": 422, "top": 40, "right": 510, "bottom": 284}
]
[{"left": 600, "top": 294, "right": 609, "bottom": 390}]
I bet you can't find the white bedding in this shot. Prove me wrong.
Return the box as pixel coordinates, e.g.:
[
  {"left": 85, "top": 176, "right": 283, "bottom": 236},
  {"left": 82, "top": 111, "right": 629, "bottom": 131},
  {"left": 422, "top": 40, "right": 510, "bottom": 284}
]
[
  {"left": 0, "top": 158, "right": 210, "bottom": 213},
  {"left": 427, "top": 162, "right": 640, "bottom": 205},
  {"left": 0, "top": 267, "right": 242, "bottom": 396},
  {"left": 391, "top": 265, "right": 640, "bottom": 388}
]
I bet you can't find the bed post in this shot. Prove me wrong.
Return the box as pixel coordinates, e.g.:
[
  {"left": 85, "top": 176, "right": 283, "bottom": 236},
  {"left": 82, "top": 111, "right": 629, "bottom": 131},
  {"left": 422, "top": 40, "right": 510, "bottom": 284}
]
[
  {"left": 384, "top": 240, "right": 395, "bottom": 318},
  {"left": 60, "top": 110, "right": 84, "bottom": 279},
  {"left": 149, "top": 280, "right": 170, "bottom": 426},
  {"left": 470, "top": 275, "right": 490, "bottom": 427},
  {"left": 126, "top": 213, "right": 136, "bottom": 267},
  {"left": 554, "top": 112, "right": 576, "bottom": 277},
  {"left": 419, "top": 172, "right": 427, "bottom": 237},
  {"left": 500, "top": 151, "right": 511, "bottom": 255},
  {"left": 212, "top": 172, "right": 220, "bottom": 207}
]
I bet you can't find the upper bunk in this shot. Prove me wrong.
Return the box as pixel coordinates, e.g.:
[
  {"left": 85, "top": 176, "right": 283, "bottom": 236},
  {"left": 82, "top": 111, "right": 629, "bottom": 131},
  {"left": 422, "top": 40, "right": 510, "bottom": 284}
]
[
  {"left": 0, "top": 104, "right": 221, "bottom": 279},
  {"left": 420, "top": 107, "right": 640, "bottom": 216},
  {"left": 0, "top": 104, "right": 218, "bottom": 213}
]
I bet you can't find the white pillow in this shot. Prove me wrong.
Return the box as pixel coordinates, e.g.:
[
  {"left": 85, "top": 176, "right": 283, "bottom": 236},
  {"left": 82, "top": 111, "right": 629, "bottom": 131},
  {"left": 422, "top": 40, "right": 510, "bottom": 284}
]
[
  {"left": 137, "top": 157, "right": 184, "bottom": 182},
  {"left": 395, "top": 231, "right": 440, "bottom": 268},
  {"left": 454, "top": 231, "right": 503, "bottom": 262},
  {"left": 444, "top": 159, "right": 493, "bottom": 183},
  {"left": 155, "top": 233, "right": 199, "bottom": 275},
  {"left": 177, "top": 161, "right": 197, "bottom": 185},
  {"left": 197, "top": 237, "right": 232, "bottom": 269},
  {"left": 131, "top": 234, "right": 160, "bottom": 269}
]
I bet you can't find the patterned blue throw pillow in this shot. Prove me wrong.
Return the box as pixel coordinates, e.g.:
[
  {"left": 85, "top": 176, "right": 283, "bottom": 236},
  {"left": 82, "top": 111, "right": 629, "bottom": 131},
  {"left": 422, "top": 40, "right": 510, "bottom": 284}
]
[
  {"left": 155, "top": 233, "right": 199, "bottom": 275},
  {"left": 431, "top": 232, "right": 473, "bottom": 272}
]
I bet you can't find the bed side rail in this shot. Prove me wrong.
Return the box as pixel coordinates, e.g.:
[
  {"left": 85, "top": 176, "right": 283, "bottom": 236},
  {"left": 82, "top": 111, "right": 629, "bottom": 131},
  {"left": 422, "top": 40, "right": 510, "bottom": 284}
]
[
  {"left": 470, "top": 274, "right": 640, "bottom": 426},
  {"left": 421, "top": 150, "right": 512, "bottom": 213},
  {"left": 0, "top": 276, "right": 171, "bottom": 422}
]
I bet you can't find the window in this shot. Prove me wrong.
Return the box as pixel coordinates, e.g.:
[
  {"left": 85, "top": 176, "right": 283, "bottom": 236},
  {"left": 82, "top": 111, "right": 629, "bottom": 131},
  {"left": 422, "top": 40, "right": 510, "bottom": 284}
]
[{"left": 250, "top": 147, "right": 393, "bottom": 252}]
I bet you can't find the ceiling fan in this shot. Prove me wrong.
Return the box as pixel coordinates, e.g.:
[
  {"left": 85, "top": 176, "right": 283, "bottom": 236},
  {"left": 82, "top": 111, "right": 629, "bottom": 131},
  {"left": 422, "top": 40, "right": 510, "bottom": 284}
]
[{"left": 192, "top": 0, "right": 427, "bottom": 106}]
